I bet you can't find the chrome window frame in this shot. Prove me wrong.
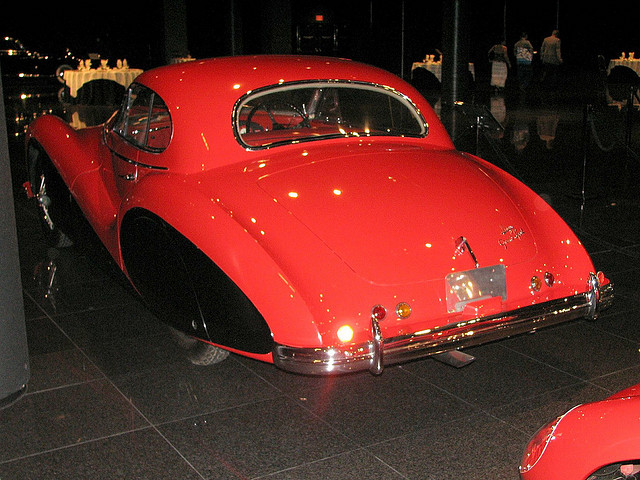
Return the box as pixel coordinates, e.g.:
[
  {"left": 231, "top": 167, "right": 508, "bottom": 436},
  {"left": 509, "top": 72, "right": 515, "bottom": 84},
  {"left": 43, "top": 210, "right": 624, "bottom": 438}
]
[{"left": 233, "top": 80, "right": 428, "bottom": 150}]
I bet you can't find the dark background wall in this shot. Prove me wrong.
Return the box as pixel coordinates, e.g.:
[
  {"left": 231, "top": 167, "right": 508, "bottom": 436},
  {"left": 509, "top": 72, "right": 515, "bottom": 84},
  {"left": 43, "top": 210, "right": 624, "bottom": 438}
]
[{"left": 1, "top": 1, "right": 637, "bottom": 78}]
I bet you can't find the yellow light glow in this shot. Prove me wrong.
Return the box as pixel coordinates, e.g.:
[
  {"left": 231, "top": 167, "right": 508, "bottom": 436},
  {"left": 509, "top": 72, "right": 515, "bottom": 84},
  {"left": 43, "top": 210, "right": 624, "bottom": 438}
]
[
  {"left": 337, "top": 325, "right": 354, "bottom": 343},
  {"left": 333, "top": 189, "right": 342, "bottom": 196},
  {"left": 233, "top": 84, "right": 241, "bottom": 89},
  {"left": 396, "top": 302, "right": 412, "bottom": 318},
  {"left": 288, "top": 192, "right": 298, "bottom": 198}
]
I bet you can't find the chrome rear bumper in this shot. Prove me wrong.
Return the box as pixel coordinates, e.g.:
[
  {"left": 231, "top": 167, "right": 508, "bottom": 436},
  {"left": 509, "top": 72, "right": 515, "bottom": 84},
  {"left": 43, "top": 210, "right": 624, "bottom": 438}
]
[{"left": 273, "top": 274, "right": 614, "bottom": 376}]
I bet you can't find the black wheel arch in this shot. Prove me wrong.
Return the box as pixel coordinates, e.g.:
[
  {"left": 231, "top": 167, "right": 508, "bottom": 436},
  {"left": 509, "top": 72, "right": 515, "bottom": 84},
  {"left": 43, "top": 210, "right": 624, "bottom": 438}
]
[{"left": 119, "top": 208, "right": 274, "bottom": 355}]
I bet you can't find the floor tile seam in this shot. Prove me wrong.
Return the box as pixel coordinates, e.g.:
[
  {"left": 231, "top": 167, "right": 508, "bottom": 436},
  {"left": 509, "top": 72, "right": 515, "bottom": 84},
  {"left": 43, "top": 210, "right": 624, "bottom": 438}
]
[
  {"left": 360, "top": 409, "right": 517, "bottom": 451},
  {"left": 18, "top": 298, "right": 169, "bottom": 434},
  {"left": 21, "top": 291, "right": 135, "bottom": 374},
  {"left": 231, "top": 355, "right": 291, "bottom": 395},
  {"left": 482, "top": 380, "right": 612, "bottom": 436},
  {"left": 22, "top": 288, "right": 51, "bottom": 319},
  {"left": 570, "top": 237, "right": 640, "bottom": 257},
  {"left": 265, "top": 392, "right": 359, "bottom": 446},
  {"left": 249, "top": 447, "right": 410, "bottom": 480},
  {"left": 588, "top": 314, "right": 640, "bottom": 341},
  {"left": 272, "top": 367, "right": 484, "bottom": 447},
  {"left": 232, "top": 355, "right": 393, "bottom": 436},
  {"left": 500, "top": 324, "right": 640, "bottom": 384},
  {"left": 69, "top": 368, "right": 210, "bottom": 479},
  {"left": 138, "top": 424, "right": 208, "bottom": 480},
  {"left": 398, "top": 362, "right": 587, "bottom": 438},
  {"left": 397, "top": 363, "right": 490, "bottom": 412},
  {"left": 0, "top": 424, "right": 156, "bottom": 466},
  {"left": 23, "top": 297, "right": 141, "bottom": 319},
  {"left": 589, "top": 246, "right": 640, "bottom": 258},
  {"left": 497, "top": 341, "right": 593, "bottom": 382},
  {"left": 587, "top": 364, "right": 640, "bottom": 391},
  {"left": 24, "top": 297, "right": 151, "bottom": 321},
  {"left": 227, "top": 356, "right": 358, "bottom": 430},
  {"left": 146, "top": 394, "right": 357, "bottom": 477},
  {"left": 464, "top": 406, "right": 535, "bottom": 440},
  {"left": 23, "top": 289, "right": 169, "bottom": 349},
  {"left": 148, "top": 394, "right": 293, "bottom": 430},
  {"left": 596, "top": 306, "right": 640, "bottom": 319},
  {"left": 20, "top": 261, "right": 131, "bottom": 286},
  {"left": 21, "top": 376, "right": 107, "bottom": 397}
]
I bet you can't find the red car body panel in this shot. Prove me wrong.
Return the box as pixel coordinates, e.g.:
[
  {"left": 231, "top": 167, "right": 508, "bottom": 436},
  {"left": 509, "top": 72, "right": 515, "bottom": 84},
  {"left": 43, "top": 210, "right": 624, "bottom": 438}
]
[
  {"left": 25, "top": 55, "right": 612, "bottom": 374},
  {"left": 521, "top": 383, "right": 640, "bottom": 480}
]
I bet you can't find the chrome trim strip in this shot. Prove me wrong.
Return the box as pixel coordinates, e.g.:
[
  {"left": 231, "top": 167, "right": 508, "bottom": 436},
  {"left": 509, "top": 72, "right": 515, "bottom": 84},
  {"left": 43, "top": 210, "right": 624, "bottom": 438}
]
[
  {"left": 272, "top": 281, "right": 614, "bottom": 376},
  {"left": 370, "top": 315, "right": 384, "bottom": 375},
  {"left": 110, "top": 150, "right": 168, "bottom": 171}
]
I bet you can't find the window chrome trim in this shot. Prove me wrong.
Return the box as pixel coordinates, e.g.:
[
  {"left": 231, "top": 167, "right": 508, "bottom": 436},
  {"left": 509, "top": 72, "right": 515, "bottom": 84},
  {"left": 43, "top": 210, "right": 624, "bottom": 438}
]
[
  {"left": 233, "top": 80, "right": 428, "bottom": 151},
  {"left": 109, "top": 83, "right": 173, "bottom": 154}
]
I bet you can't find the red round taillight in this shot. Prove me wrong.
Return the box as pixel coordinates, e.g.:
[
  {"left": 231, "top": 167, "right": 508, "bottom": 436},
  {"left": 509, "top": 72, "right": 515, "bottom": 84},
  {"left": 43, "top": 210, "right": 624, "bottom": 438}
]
[
  {"left": 544, "top": 271, "right": 555, "bottom": 287},
  {"left": 371, "top": 305, "right": 387, "bottom": 321}
]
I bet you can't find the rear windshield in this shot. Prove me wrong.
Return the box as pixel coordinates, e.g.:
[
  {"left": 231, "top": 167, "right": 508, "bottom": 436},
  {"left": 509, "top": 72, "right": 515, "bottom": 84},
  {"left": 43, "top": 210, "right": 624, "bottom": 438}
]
[{"left": 234, "top": 81, "right": 427, "bottom": 149}]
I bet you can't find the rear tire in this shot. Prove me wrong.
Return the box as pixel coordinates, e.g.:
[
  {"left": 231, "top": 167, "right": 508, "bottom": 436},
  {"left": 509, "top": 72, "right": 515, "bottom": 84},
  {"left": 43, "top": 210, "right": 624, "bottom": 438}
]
[{"left": 170, "top": 328, "right": 230, "bottom": 366}]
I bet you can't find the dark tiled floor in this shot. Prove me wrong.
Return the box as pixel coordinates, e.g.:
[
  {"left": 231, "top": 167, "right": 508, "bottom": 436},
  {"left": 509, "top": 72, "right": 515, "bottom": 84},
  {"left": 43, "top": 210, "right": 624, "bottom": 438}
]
[{"left": 1, "top": 74, "right": 640, "bottom": 479}]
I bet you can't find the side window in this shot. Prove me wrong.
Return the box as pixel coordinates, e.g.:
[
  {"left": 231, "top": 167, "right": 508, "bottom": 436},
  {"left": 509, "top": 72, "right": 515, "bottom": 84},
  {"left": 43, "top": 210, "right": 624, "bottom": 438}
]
[
  {"left": 146, "top": 94, "right": 172, "bottom": 151},
  {"left": 114, "top": 84, "right": 172, "bottom": 152}
]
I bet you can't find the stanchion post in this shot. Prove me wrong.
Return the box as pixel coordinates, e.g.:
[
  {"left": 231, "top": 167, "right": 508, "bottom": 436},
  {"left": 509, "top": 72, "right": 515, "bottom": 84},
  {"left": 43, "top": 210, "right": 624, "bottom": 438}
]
[{"left": 579, "top": 104, "right": 593, "bottom": 229}]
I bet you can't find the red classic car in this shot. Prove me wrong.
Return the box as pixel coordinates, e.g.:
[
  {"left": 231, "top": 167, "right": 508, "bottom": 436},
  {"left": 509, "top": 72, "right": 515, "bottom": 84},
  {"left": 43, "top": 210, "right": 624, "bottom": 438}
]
[
  {"left": 24, "top": 55, "right": 613, "bottom": 374},
  {"left": 520, "top": 383, "right": 640, "bottom": 480}
]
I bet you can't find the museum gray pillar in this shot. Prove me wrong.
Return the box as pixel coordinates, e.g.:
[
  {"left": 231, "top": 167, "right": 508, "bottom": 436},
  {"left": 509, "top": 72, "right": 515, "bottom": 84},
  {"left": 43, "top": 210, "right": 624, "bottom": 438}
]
[
  {"left": 0, "top": 66, "right": 30, "bottom": 408},
  {"left": 440, "top": 0, "right": 470, "bottom": 140},
  {"left": 441, "top": 0, "right": 470, "bottom": 106},
  {"left": 163, "top": 0, "right": 190, "bottom": 63}
]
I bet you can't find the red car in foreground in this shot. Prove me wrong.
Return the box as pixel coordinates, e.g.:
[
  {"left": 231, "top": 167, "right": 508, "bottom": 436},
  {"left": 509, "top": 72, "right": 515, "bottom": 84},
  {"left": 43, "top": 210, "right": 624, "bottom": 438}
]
[
  {"left": 520, "top": 384, "right": 640, "bottom": 479},
  {"left": 25, "top": 55, "right": 613, "bottom": 374}
]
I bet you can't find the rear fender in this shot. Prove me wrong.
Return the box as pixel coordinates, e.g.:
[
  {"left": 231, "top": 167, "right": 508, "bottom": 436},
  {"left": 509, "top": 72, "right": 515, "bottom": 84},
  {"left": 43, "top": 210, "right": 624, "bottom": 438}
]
[
  {"left": 117, "top": 174, "right": 322, "bottom": 350},
  {"left": 27, "top": 116, "right": 119, "bottom": 249},
  {"left": 27, "top": 116, "right": 103, "bottom": 188}
]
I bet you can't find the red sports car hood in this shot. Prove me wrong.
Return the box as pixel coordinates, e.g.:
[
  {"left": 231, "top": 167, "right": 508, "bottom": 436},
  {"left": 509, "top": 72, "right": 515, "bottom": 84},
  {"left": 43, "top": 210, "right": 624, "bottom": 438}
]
[{"left": 258, "top": 146, "right": 537, "bottom": 285}]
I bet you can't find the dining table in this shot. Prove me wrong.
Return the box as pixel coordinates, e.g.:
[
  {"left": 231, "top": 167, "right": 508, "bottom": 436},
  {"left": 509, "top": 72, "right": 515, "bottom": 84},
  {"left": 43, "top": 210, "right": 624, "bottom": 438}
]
[
  {"left": 411, "top": 60, "right": 475, "bottom": 82},
  {"left": 63, "top": 67, "right": 143, "bottom": 103},
  {"left": 607, "top": 57, "right": 640, "bottom": 76}
]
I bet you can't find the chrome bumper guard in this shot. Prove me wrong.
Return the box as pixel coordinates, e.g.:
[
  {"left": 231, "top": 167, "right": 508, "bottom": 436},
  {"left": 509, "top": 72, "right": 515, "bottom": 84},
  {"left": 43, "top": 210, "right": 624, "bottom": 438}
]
[{"left": 273, "top": 274, "right": 614, "bottom": 376}]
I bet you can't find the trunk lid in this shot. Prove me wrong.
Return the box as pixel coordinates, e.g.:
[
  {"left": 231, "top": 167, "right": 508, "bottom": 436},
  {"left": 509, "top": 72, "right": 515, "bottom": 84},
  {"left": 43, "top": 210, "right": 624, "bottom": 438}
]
[{"left": 258, "top": 146, "right": 537, "bottom": 285}]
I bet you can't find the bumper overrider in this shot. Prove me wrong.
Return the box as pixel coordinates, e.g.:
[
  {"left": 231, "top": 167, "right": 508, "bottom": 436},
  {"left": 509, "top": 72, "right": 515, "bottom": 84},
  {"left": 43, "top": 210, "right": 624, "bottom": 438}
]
[{"left": 273, "top": 273, "right": 614, "bottom": 375}]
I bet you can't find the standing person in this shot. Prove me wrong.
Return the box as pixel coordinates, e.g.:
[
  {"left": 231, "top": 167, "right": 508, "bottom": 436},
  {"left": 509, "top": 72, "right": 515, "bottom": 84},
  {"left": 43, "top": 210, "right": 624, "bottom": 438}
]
[
  {"left": 541, "top": 29, "right": 562, "bottom": 87},
  {"left": 489, "top": 41, "right": 511, "bottom": 91},
  {"left": 514, "top": 32, "right": 534, "bottom": 90}
]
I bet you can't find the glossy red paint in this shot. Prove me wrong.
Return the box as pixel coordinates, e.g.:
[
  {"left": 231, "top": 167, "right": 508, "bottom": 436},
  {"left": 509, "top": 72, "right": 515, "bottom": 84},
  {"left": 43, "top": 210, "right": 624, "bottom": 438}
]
[
  {"left": 520, "top": 383, "right": 640, "bottom": 480},
  {"left": 26, "top": 55, "right": 612, "bottom": 374}
]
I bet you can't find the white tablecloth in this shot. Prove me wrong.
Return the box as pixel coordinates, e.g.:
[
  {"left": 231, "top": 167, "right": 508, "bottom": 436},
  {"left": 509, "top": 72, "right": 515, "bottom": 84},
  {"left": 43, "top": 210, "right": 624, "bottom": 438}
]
[
  {"left": 608, "top": 59, "right": 640, "bottom": 76},
  {"left": 411, "top": 61, "right": 475, "bottom": 81},
  {"left": 63, "top": 68, "right": 143, "bottom": 97}
]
